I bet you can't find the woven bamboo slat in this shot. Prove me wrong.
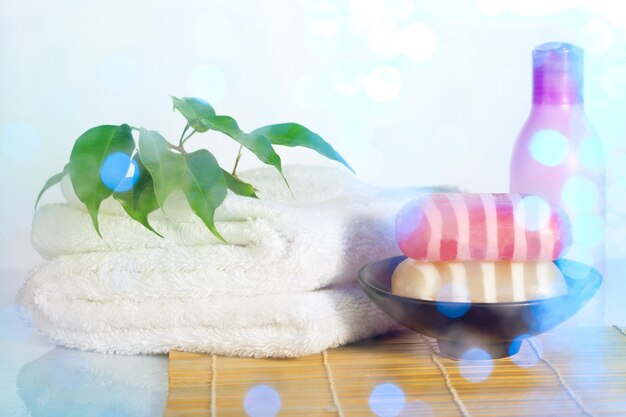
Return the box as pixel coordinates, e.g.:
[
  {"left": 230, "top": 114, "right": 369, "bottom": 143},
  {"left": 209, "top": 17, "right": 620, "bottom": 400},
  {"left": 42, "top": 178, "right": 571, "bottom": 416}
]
[{"left": 165, "top": 327, "right": 626, "bottom": 417}]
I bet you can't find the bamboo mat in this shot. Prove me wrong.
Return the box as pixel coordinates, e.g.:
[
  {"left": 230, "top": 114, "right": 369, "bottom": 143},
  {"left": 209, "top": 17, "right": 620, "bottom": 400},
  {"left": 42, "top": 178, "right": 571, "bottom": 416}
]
[{"left": 165, "top": 326, "right": 626, "bottom": 417}]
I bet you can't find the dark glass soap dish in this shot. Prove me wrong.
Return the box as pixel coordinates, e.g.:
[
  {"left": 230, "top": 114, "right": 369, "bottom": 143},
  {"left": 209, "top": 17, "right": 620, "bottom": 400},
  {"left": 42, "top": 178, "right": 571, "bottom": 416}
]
[{"left": 358, "top": 256, "right": 602, "bottom": 360}]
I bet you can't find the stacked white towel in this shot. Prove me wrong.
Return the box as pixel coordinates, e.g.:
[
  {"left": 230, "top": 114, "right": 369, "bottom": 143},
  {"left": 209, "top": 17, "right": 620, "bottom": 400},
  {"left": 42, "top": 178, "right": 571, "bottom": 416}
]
[{"left": 19, "top": 165, "right": 449, "bottom": 357}]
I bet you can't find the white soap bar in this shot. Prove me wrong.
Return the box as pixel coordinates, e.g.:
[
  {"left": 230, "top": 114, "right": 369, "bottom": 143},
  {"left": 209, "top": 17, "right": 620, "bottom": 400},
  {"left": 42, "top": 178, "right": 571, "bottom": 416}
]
[{"left": 391, "top": 259, "right": 567, "bottom": 303}]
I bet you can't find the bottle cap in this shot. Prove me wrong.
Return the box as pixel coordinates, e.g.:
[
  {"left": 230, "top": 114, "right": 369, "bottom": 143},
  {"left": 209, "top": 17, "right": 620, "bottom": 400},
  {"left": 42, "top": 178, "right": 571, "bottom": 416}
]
[{"left": 533, "top": 42, "right": 584, "bottom": 104}]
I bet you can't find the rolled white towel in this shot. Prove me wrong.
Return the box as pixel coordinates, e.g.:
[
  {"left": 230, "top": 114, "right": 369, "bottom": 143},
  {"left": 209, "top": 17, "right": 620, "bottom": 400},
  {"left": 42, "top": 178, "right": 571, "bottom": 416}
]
[{"left": 18, "top": 265, "right": 397, "bottom": 357}]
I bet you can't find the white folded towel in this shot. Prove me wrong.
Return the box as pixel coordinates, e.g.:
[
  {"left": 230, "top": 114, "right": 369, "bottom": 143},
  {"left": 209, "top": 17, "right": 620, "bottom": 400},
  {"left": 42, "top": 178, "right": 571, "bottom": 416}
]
[
  {"left": 31, "top": 166, "right": 450, "bottom": 295},
  {"left": 18, "top": 272, "right": 396, "bottom": 357},
  {"left": 21, "top": 165, "right": 452, "bottom": 357},
  {"left": 34, "top": 165, "right": 376, "bottom": 256}
]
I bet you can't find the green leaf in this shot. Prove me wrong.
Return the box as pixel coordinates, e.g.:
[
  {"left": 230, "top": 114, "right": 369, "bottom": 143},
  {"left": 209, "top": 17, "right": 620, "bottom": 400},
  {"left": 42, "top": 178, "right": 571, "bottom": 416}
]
[
  {"left": 180, "top": 150, "right": 228, "bottom": 242},
  {"left": 114, "top": 182, "right": 163, "bottom": 238},
  {"left": 113, "top": 156, "right": 163, "bottom": 237},
  {"left": 171, "top": 96, "right": 215, "bottom": 133},
  {"left": 129, "top": 154, "right": 150, "bottom": 209},
  {"left": 251, "top": 123, "right": 355, "bottom": 173},
  {"left": 222, "top": 169, "right": 258, "bottom": 198},
  {"left": 203, "top": 115, "right": 287, "bottom": 185},
  {"left": 138, "top": 129, "right": 184, "bottom": 208},
  {"left": 139, "top": 129, "right": 227, "bottom": 241},
  {"left": 69, "top": 124, "right": 135, "bottom": 237},
  {"left": 35, "top": 164, "right": 68, "bottom": 209},
  {"left": 205, "top": 115, "right": 240, "bottom": 137},
  {"left": 172, "top": 98, "right": 287, "bottom": 187}
]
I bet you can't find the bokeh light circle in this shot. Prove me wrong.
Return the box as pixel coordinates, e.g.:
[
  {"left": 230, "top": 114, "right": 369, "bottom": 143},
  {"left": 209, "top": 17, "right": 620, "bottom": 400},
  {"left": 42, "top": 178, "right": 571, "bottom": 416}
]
[
  {"left": 349, "top": 0, "right": 387, "bottom": 28},
  {"left": 475, "top": 0, "right": 508, "bottom": 17},
  {"left": 561, "top": 176, "right": 599, "bottom": 213},
  {"left": 578, "top": 137, "right": 604, "bottom": 172},
  {"left": 398, "top": 400, "right": 433, "bottom": 417},
  {"left": 331, "top": 70, "right": 360, "bottom": 97},
  {"left": 508, "top": 0, "right": 573, "bottom": 17},
  {"left": 510, "top": 335, "right": 543, "bottom": 368},
  {"left": 603, "top": 65, "right": 626, "bottom": 97},
  {"left": 608, "top": 179, "right": 626, "bottom": 214},
  {"left": 591, "top": 1, "right": 626, "bottom": 30},
  {"left": 509, "top": 0, "right": 547, "bottom": 16},
  {"left": 243, "top": 385, "right": 281, "bottom": 417},
  {"left": 436, "top": 284, "right": 471, "bottom": 319},
  {"left": 529, "top": 129, "right": 569, "bottom": 166},
  {"left": 558, "top": 246, "right": 595, "bottom": 280},
  {"left": 572, "top": 213, "right": 605, "bottom": 248},
  {"left": 509, "top": 334, "right": 527, "bottom": 357},
  {"left": 100, "top": 152, "right": 140, "bottom": 192},
  {"left": 459, "top": 348, "right": 493, "bottom": 383},
  {"left": 365, "top": 66, "right": 402, "bottom": 102},
  {"left": 387, "top": 0, "right": 415, "bottom": 22},
  {"left": 367, "top": 22, "right": 403, "bottom": 58},
  {"left": 395, "top": 199, "right": 426, "bottom": 245},
  {"left": 368, "top": 383, "right": 406, "bottom": 417},
  {"left": 514, "top": 195, "right": 551, "bottom": 231},
  {"left": 581, "top": 20, "right": 614, "bottom": 56},
  {"left": 402, "top": 23, "right": 437, "bottom": 62}
]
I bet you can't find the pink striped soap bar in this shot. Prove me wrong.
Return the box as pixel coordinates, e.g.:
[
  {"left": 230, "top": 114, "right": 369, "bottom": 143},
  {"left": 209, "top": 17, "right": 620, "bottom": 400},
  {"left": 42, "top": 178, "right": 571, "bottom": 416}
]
[{"left": 395, "top": 193, "right": 570, "bottom": 262}]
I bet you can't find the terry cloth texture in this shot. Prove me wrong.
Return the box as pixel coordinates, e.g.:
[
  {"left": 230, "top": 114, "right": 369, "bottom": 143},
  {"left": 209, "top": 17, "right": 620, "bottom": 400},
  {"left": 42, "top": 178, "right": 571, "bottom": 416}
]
[{"left": 20, "top": 165, "right": 453, "bottom": 357}]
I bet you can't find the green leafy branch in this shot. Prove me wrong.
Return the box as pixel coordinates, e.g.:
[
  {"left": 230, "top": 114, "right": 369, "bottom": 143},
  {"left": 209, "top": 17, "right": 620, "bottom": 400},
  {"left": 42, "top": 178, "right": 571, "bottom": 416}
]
[{"left": 35, "top": 96, "right": 354, "bottom": 241}]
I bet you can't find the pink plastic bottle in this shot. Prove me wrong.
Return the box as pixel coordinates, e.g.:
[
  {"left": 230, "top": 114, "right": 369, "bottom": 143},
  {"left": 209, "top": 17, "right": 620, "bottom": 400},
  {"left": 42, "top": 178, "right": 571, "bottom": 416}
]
[{"left": 509, "top": 42, "right": 605, "bottom": 324}]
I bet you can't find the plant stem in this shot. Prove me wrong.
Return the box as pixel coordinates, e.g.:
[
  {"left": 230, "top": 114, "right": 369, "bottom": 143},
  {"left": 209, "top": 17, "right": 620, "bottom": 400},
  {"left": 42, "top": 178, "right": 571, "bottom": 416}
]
[
  {"left": 180, "top": 130, "right": 196, "bottom": 148},
  {"left": 167, "top": 143, "right": 186, "bottom": 153},
  {"left": 232, "top": 145, "right": 244, "bottom": 176},
  {"left": 173, "top": 123, "right": 196, "bottom": 154},
  {"left": 178, "top": 123, "right": 190, "bottom": 147}
]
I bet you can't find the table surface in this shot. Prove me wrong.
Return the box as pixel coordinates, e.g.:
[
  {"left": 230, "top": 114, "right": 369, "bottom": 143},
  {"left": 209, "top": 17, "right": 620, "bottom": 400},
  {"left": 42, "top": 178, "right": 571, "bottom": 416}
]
[
  {"left": 0, "top": 269, "right": 169, "bottom": 417},
  {"left": 166, "top": 327, "right": 626, "bottom": 417},
  {"left": 3, "top": 268, "right": 626, "bottom": 417}
]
